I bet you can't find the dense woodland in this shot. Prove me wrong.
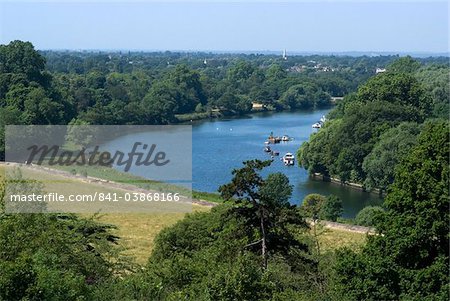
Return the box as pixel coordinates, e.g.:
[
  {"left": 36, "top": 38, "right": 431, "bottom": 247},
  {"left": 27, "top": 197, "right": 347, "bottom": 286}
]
[
  {"left": 298, "top": 56, "right": 450, "bottom": 193},
  {"left": 0, "top": 40, "right": 449, "bottom": 300}
]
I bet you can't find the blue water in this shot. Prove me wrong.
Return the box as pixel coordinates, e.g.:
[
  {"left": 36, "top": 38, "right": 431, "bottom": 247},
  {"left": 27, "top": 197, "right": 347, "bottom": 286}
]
[
  {"left": 104, "top": 109, "right": 382, "bottom": 218},
  {"left": 191, "top": 109, "right": 382, "bottom": 217}
]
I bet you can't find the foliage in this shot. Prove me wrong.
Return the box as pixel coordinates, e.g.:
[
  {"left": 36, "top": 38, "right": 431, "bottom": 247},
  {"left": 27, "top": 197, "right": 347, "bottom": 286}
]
[
  {"left": 298, "top": 57, "right": 438, "bottom": 188},
  {"left": 387, "top": 55, "right": 421, "bottom": 74},
  {"left": 320, "top": 194, "right": 343, "bottom": 222},
  {"left": 362, "top": 122, "right": 420, "bottom": 191},
  {"left": 103, "top": 160, "right": 324, "bottom": 300},
  {"left": 0, "top": 213, "right": 127, "bottom": 301},
  {"left": 415, "top": 64, "right": 450, "bottom": 119},
  {"left": 300, "top": 193, "right": 343, "bottom": 222},
  {"left": 354, "top": 205, "right": 385, "bottom": 227},
  {"left": 279, "top": 82, "right": 331, "bottom": 109},
  {"left": 334, "top": 120, "right": 449, "bottom": 300},
  {"left": 219, "top": 160, "right": 307, "bottom": 269},
  {"left": 300, "top": 193, "right": 326, "bottom": 220}
]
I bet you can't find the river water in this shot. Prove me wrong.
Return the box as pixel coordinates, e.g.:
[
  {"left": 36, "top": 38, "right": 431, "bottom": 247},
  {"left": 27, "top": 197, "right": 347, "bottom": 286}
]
[
  {"left": 105, "top": 109, "right": 382, "bottom": 218},
  {"left": 191, "top": 109, "right": 382, "bottom": 217}
]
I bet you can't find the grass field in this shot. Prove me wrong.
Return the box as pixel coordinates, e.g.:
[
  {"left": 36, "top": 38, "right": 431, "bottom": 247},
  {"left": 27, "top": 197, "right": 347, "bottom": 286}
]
[
  {"left": 41, "top": 164, "right": 224, "bottom": 204},
  {"left": 1, "top": 164, "right": 367, "bottom": 265},
  {"left": 95, "top": 211, "right": 367, "bottom": 265}
]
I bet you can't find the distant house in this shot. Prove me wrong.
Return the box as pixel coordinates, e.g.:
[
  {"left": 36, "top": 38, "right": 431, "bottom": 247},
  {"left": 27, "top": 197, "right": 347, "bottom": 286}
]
[
  {"left": 252, "top": 102, "right": 265, "bottom": 110},
  {"left": 376, "top": 68, "right": 386, "bottom": 74}
]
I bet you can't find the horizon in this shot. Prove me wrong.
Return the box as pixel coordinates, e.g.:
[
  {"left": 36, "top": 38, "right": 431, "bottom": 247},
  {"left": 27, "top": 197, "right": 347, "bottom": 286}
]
[
  {"left": 34, "top": 48, "right": 449, "bottom": 57},
  {"left": 1, "top": 1, "right": 448, "bottom": 54}
]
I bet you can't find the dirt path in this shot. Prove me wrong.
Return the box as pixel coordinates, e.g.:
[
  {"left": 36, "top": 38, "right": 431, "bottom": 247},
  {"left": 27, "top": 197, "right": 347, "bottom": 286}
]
[
  {"left": 308, "top": 219, "right": 375, "bottom": 234},
  {"left": 2, "top": 162, "right": 375, "bottom": 233},
  {"left": 0, "top": 161, "right": 218, "bottom": 207}
]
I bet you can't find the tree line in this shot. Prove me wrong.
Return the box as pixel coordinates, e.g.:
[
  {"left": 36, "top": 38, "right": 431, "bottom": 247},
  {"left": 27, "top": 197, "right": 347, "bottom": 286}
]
[
  {"left": 0, "top": 40, "right": 449, "bottom": 300},
  {"left": 298, "top": 56, "right": 449, "bottom": 192},
  {"left": 1, "top": 120, "right": 447, "bottom": 299}
]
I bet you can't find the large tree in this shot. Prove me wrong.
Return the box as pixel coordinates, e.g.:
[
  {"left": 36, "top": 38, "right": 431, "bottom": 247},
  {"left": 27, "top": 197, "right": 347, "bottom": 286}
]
[{"left": 334, "top": 120, "right": 449, "bottom": 300}]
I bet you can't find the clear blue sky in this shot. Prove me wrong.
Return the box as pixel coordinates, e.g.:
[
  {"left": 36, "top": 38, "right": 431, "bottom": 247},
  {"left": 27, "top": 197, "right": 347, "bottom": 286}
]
[{"left": 0, "top": 1, "right": 448, "bottom": 53}]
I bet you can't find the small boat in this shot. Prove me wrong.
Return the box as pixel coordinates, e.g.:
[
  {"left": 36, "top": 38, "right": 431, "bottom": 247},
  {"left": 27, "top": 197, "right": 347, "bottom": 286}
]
[
  {"left": 271, "top": 150, "right": 279, "bottom": 156},
  {"left": 268, "top": 136, "right": 281, "bottom": 143},
  {"left": 281, "top": 135, "right": 290, "bottom": 142},
  {"left": 320, "top": 115, "right": 327, "bottom": 123},
  {"left": 264, "top": 146, "right": 272, "bottom": 153},
  {"left": 312, "top": 122, "right": 322, "bottom": 129},
  {"left": 282, "top": 153, "right": 295, "bottom": 166},
  {"left": 264, "top": 141, "right": 270, "bottom": 145}
]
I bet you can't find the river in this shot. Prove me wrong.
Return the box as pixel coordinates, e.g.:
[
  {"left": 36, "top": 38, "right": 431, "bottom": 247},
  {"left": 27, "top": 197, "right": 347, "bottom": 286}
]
[
  {"left": 105, "top": 109, "right": 382, "bottom": 218},
  {"left": 191, "top": 109, "right": 382, "bottom": 218}
]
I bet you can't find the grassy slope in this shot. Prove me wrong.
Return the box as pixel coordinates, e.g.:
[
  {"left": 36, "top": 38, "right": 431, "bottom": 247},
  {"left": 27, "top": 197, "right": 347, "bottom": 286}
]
[
  {"left": 0, "top": 165, "right": 366, "bottom": 265},
  {"left": 42, "top": 164, "right": 224, "bottom": 204}
]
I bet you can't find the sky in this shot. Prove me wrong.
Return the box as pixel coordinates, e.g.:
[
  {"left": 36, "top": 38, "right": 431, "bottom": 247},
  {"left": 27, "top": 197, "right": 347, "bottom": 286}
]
[{"left": 0, "top": 1, "right": 448, "bottom": 54}]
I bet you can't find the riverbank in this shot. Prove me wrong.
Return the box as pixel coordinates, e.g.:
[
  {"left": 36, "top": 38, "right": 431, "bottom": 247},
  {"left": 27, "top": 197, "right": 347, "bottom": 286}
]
[
  {"left": 0, "top": 161, "right": 222, "bottom": 205},
  {"left": 1, "top": 161, "right": 375, "bottom": 233},
  {"left": 311, "top": 173, "right": 382, "bottom": 195},
  {"left": 0, "top": 162, "right": 370, "bottom": 264},
  {"left": 174, "top": 104, "right": 334, "bottom": 124}
]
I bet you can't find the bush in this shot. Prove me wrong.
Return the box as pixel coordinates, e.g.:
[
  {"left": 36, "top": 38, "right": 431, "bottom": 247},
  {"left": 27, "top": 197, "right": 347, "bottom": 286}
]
[
  {"left": 320, "top": 194, "right": 343, "bottom": 222},
  {"left": 355, "top": 206, "right": 384, "bottom": 227},
  {"left": 301, "top": 194, "right": 343, "bottom": 222}
]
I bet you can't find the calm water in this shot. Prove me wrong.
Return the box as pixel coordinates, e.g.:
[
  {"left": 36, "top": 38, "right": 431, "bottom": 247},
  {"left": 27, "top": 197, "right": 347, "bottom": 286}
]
[
  {"left": 105, "top": 109, "right": 382, "bottom": 218},
  {"left": 191, "top": 109, "right": 382, "bottom": 217}
]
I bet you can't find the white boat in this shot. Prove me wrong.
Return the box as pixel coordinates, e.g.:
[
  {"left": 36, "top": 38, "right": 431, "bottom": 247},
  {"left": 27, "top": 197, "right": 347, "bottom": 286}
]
[
  {"left": 312, "top": 122, "right": 322, "bottom": 129},
  {"left": 281, "top": 135, "right": 290, "bottom": 141},
  {"left": 320, "top": 115, "right": 327, "bottom": 123},
  {"left": 282, "top": 153, "right": 295, "bottom": 166}
]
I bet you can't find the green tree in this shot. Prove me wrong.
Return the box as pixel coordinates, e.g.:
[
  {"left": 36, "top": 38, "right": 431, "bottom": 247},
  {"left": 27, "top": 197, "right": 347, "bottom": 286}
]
[
  {"left": 362, "top": 122, "right": 420, "bottom": 191},
  {"left": 320, "top": 194, "right": 343, "bottom": 222},
  {"left": 354, "top": 205, "right": 384, "bottom": 227},
  {"left": 387, "top": 56, "right": 421, "bottom": 74},
  {"left": 219, "top": 160, "right": 306, "bottom": 269},
  {"left": 356, "top": 72, "right": 431, "bottom": 119},
  {"left": 300, "top": 194, "right": 326, "bottom": 220},
  {"left": 0, "top": 40, "right": 46, "bottom": 83},
  {"left": 335, "top": 120, "right": 449, "bottom": 300}
]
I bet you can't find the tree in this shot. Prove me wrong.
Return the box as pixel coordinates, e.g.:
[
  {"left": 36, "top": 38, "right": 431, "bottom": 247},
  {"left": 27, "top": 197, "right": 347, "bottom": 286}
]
[
  {"left": 300, "top": 194, "right": 326, "bottom": 220},
  {"left": 301, "top": 194, "right": 343, "bottom": 222},
  {"left": 142, "top": 81, "right": 177, "bottom": 124},
  {"left": 0, "top": 172, "right": 125, "bottom": 300},
  {"left": 335, "top": 120, "right": 449, "bottom": 300},
  {"left": 120, "top": 161, "right": 317, "bottom": 300},
  {"left": 387, "top": 56, "right": 421, "bottom": 74},
  {"left": 415, "top": 64, "right": 450, "bottom": 119},
  {"left": 299, "top": 69, "right": 434, "bottom": 187},
  {"left": 320, "top": 195, "right": 343, "bottom": 222},
  {"left": 0, "top": 40, "right": 46, "bottom": 84},
  {"left": 280, "top": 83, "right": 319, "bottom": 109},
  {"left": 354, "top": 206, "right": 384, "bottom": 227},
  {"left": 362, "top": 122, "right": 420, "bottom": 191},
  {"left": 356, "top": 72, "right": 431, "bottom": 119},
  {"left": 219, "top": 160, "right": 307, "bottom": 269}
]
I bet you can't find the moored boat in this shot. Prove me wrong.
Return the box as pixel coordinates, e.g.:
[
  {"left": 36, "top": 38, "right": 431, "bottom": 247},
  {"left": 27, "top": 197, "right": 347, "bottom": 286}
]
[
  {"left": 271, "top": 150, "right": 279, "bottom": 156},
  {"left": 282, "top": 152, "right": 295, "bottom": 166}
]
